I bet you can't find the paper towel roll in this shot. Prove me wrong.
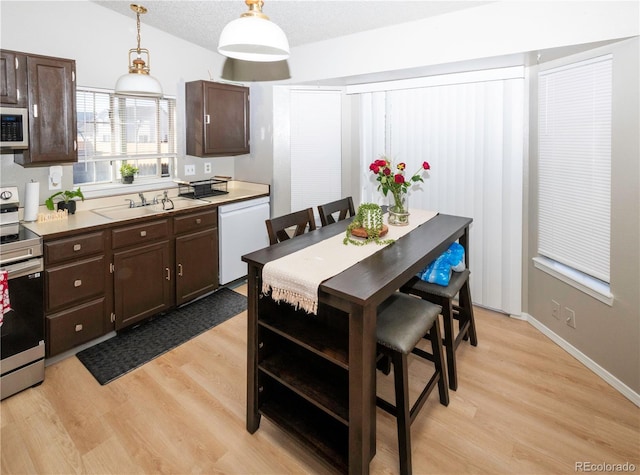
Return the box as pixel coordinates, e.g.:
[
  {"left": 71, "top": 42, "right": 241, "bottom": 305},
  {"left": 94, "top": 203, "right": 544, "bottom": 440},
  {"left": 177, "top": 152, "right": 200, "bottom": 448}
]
[{"left": 24, "top": 181, "right": 39, "bottom": 222}]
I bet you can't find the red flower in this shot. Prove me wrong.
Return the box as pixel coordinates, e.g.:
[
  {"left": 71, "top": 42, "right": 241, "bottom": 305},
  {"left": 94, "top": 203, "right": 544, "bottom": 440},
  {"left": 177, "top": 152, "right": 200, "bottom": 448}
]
[
  {"left": 422, "top": 161, "right": 431, "bottom": 170},
  {"left": 375, "top": 159, "right": 387, "bottom": 167},
  {"left": 394, "top": 174, "right": 405, "bottom": 184},
  {"left": 369, "top": 163, "right": 380, "bottom": 174},
  {"left": 383, "top": 167, "right": 391, "bottom": 176}
]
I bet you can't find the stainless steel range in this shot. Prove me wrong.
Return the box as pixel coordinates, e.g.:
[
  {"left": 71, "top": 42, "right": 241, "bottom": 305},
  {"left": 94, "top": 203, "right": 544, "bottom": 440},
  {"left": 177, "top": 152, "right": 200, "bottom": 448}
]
[{"left": 0, "top": 185, "right": 45, "bottom": 400}]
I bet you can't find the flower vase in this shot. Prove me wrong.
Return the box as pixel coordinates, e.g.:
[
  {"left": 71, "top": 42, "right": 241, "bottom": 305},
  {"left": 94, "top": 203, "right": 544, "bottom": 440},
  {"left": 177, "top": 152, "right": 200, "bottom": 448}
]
[{"left": 388, "top": 192, "right": 410, "bottom": 226}]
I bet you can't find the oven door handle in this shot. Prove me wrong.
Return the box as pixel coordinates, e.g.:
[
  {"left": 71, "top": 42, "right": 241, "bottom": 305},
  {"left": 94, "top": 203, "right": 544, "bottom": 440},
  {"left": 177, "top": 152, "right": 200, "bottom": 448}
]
[{"left": 0, "top": 257, "right": 44, "bottom": 279}]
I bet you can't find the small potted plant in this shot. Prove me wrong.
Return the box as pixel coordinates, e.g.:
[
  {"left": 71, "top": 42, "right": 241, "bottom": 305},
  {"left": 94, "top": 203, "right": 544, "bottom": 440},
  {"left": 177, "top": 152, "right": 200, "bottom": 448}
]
[
  {"left": 120, "top": 162, "right": 139, "bottom": 184},
  {"left": 344, "top": 203, "right": 394, "bottom": 246},
  {"left": 45, "top": 187, "right": 85, "bottom": 215}
]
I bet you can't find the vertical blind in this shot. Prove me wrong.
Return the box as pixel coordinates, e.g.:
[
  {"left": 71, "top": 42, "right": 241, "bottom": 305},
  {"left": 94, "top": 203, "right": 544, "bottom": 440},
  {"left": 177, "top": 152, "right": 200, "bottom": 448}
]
[
  {"left": 290, "top": 90, "right": 342, "bottom": 217},
  {"left": 357, "top": 71, "right": 525, "bottom": 315},
  {"left": 538, "top": 55, "right": 612, "bottom": 283}
]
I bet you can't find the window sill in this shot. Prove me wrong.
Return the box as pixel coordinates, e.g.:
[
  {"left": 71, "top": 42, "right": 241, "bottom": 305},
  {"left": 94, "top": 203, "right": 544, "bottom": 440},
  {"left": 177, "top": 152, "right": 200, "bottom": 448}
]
[
  {"left": 78, "top": 178, "right": 178, "bottom": 200},
  {"left": 532, "top": 256, "right": 613, "bottom": 306}
]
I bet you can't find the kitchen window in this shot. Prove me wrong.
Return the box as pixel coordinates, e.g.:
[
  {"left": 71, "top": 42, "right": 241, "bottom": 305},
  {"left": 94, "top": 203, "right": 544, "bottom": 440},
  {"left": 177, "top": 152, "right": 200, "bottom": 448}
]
[{"left": 73, "top": 88, "right": 176, "bottom": 186}]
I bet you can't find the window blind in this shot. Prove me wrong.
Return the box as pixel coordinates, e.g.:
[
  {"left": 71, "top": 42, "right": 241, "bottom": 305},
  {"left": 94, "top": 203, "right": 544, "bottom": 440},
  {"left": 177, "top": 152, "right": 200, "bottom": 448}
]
[
  {"left": 538, "top": 55, "right": 612, "bottom": 283},
  {"left": 358, "top": 70, "right": 525, "bottom": 316}
]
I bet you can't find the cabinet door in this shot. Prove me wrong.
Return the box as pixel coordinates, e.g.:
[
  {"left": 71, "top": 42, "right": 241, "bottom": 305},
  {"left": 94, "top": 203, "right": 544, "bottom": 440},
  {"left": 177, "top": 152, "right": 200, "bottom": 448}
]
[
  {"left": 175, "top": 228, "right": 218, "bottom": 305},
  {"left": 0, "top": 51, "right": 27, "bottom": 107},
  {"left": 113, "top": 240, "right": 173, "bottom": 330},
  {"left": 186, "top": 81, "right": 249, "bottom": 157},
  {"left": 22, "top": 55, "right": 77, "bottom": 165}
]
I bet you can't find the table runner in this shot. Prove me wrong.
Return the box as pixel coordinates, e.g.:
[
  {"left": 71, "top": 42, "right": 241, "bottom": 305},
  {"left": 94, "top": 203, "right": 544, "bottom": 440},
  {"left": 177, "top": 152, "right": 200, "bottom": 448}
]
[{"left": 262, "top": 208, "right": 438, "bottom": 314}]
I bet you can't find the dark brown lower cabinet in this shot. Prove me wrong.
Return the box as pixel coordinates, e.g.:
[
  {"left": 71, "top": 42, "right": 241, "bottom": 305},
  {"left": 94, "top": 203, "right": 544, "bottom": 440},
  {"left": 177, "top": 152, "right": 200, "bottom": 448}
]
[
  {"left": 44, "top": 231, "right": 110, "bottom": 357},
  {"left": 44, "top": 206, "right": 221, "bottom": 355},
  {"left": 113, "top": 240, "right": 173, "bottom": 330},
  {"left": 175, "top": 229, "right": 217, "bottom": 305},
  {"left": 174, "top": 209, "right": 218, "bottom": 306}
]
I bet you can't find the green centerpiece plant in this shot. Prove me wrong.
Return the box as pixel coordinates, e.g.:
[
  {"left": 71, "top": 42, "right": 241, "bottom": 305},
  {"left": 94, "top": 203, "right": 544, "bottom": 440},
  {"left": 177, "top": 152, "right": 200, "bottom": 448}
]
[{"left": 344, "top": 203, "right": 395, "bottom": 246}]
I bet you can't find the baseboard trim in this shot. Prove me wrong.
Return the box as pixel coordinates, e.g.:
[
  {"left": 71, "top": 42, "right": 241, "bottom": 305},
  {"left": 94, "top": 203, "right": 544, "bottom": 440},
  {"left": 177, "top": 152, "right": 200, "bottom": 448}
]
[{"left": 522, "top": 313, "right": 640, "bottom": 408}]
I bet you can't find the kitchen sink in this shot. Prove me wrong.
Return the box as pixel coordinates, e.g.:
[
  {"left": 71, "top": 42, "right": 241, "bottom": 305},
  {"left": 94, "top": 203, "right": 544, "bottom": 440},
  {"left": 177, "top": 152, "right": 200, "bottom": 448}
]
[{"left": 92, "top": 197, "right": 210, "bottom": 220}]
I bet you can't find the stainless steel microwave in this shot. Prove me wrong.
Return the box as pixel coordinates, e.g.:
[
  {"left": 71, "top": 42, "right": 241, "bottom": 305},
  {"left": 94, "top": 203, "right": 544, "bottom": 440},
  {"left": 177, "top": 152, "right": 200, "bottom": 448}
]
[{"left": 0, "top": 107, "right": 29, "bottom": 149}]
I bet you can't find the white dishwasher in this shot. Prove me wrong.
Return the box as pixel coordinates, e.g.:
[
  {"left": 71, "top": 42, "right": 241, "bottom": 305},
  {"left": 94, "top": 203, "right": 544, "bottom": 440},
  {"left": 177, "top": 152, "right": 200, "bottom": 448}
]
[{"left": 218, "top": 196, "right": 270, "bottom": 285}]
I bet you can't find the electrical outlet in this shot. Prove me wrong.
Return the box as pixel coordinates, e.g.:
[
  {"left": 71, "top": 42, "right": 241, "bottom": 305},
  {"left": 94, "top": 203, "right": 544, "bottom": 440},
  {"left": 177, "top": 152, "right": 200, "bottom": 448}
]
[
  {"left": 551, "top": 300, "right": 560, "bottom": 320},
  {"left": 564, "top": 307, "right": 576, "bottom": 329},
  {"left": 204, "top": 162, "right": 212, "bottom": 174},
  {"left": 185, "top": 164, "right": 196, "bottom": 176}
]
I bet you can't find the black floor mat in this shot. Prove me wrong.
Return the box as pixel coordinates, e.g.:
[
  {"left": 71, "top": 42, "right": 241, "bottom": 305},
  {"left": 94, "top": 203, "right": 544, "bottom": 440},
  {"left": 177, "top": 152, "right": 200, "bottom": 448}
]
[{"left": 76, "top": 288, "right": 247, "bottom": 385}]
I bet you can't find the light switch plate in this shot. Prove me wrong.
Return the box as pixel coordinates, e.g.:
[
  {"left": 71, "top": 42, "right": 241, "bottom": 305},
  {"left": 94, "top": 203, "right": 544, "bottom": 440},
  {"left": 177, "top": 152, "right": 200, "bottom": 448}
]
[{"left": 185, "top": 164, "right": 196, "bottom": 176}]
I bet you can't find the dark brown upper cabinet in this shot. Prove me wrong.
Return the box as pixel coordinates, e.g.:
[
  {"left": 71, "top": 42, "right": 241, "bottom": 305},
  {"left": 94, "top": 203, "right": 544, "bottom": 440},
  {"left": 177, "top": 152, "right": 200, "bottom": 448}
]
[
  {"left": 186, "top": 80, "right": 250, "bottom": 157},
  {"left": 1, "top": 50, "right": 77, "bottom": 166},
  {"left": 0, "top": 51, "right": 28, "bottom": 107}
]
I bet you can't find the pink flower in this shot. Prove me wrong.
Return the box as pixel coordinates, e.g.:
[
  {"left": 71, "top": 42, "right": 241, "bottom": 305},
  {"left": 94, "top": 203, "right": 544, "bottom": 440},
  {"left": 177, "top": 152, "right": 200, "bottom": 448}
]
[{"left": 422, "top": 161, "right": 431, "bottom": 170}]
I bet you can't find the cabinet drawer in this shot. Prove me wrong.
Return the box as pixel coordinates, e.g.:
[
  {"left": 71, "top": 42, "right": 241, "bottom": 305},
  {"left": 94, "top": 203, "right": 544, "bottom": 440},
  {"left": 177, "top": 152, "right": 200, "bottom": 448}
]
[
  {"left": 45, "top": 231, "right": 105, "bottom": 264},
  {"left": 46, "top": 255, "right": 106, "bottom": 312},
  {"left": 46, "top": 298, "right": 106, "bottom": 356},
  {"left": 173, "top": 209, "right": 217, "bottom": 235},
  {"left": 112, "top": 219, "right": 169, "bottom": 249}
]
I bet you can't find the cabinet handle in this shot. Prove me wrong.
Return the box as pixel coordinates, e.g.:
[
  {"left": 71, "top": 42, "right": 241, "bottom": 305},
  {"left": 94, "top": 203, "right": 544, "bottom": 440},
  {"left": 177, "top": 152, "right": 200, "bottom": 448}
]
[
  {"left": 165, "top": 267, "right": 171, "bottom": 281},
  {"left": 140, "top": 230, "right": 147, "bottom": 237},
  {"left": 205, "top": 114, "right": 210, "bottom": 125},
  {"left": 33, "top": 104, "right": 38, "bottom": 118},
  {"left": 73, "top": 244, "right": 82, "bottom": 251},
  {"left": 195, "top": 218, "right": 201, "bottom": 224},
  {"left": 74, "top": 140, "right": 77, "bottom": 151},
  {"left": 75, "top": 324, "right": 83, "bottom": 332},
  {"left": 74, "top": 279, "right": 82, "bottom": 287},
  {"left": 178, "top": 263, "right": 183, "bottom": 277}
]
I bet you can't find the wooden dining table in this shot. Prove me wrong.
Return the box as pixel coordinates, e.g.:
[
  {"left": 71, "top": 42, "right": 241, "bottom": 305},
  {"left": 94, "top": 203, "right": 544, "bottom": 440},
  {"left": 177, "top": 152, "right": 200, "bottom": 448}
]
[{"left": 242, "top": 212, "right": 473, "bottom": 474}]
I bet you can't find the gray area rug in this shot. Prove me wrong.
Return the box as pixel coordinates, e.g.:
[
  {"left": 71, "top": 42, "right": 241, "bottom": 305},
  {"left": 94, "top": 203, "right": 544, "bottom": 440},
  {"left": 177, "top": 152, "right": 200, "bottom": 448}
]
[{"left": 76, "top": 287, "right": 247, "bottom": 385}]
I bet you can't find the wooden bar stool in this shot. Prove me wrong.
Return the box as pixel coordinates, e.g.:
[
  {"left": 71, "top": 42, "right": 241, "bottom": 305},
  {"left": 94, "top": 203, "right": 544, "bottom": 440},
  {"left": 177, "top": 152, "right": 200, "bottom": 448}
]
[
  {"left": 401, "top": 269, "right": 478, "bottom": 390},
  {"left": 376, "top": 293, "right": 449, "bottom": 475}
]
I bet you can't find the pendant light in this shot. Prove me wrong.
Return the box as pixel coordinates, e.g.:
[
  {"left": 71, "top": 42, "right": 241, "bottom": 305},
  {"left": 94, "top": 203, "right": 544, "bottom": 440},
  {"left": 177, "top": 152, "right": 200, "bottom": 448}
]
[
  {"left": 218, "top": 0, "right": 290, "bottom": 62},
  {"left": 115, "top": 4, "right": 163, "bottom": 97}
]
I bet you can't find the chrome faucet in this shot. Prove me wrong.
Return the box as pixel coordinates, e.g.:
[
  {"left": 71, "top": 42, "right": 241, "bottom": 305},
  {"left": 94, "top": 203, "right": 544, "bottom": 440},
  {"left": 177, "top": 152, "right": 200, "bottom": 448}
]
[{"left": 138, "top": 192, "right": 147, "bottom": 206}]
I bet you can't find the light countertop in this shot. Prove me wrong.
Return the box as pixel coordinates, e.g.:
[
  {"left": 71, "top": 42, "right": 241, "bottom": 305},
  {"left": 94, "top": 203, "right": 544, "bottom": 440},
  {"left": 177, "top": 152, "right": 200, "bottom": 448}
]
[{"left": 22, "top": 181, "right": 269, "bottom": 239}]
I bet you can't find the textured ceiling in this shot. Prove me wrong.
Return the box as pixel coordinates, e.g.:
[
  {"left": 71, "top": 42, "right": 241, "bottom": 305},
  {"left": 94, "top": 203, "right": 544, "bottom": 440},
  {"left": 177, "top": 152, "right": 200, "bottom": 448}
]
[{"left": 92, "top": 1, "right": 489, "bottom": 52}]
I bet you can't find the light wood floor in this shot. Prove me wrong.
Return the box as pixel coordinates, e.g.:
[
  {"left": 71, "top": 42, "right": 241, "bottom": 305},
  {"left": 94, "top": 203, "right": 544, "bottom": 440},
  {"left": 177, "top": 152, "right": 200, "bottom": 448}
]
[{"left": 2, "top": 284, "right": 638, "bottom": 474}]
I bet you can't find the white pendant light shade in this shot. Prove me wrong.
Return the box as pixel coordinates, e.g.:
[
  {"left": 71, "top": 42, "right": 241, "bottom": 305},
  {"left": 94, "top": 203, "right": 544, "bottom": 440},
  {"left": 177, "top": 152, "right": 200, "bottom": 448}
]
[
  {"left": 115, "top": 70, "right": 163, "bottom": 97},
  {"left": 115, "top": 4, "right": 163, "bottom": 97},
  {"left": 218, "top": 1, "right": 290, "bottom": 62}
]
